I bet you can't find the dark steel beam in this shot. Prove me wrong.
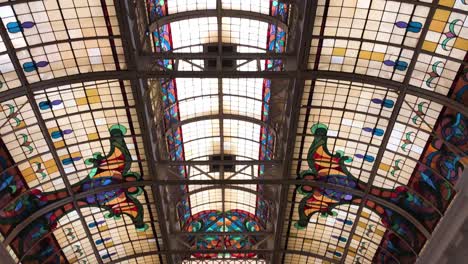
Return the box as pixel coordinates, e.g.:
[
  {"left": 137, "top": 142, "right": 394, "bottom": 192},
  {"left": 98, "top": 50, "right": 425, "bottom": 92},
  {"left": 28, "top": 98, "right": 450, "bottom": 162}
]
[
  {"left": 0, "top": 0, "right": 466, "bottom": 14},
  {"left": 272, "top": 0, "right": 317, "bottom": 263},
  {"left": 147, "top": 9, "right": 289, "bottom": 33},
  {"left": 2, "top": 70, "right": 465, "bottom": 117},
  {"left": 119, "top": 0, "right": 174, "bottom": 262},
  {"left": 105, "top": 249, "right": 340, "bottom": 264},
  {"left": 158, "top": 159, "right": 281, "bottom": 165},
  {"left": 164, "top": 114, "right": 277, "bottom": 136},
  {"left": 339, "top": 2, "right": 440, "bottom": 262},
  {"left": 145, "top": 52, "right": 294, "bottom": 59},
  {"left": 2, "top": 179, "right": 431, "bottom": 247},
  {"left": 0, "top": 244, "right": 15, "bottom": 264}
]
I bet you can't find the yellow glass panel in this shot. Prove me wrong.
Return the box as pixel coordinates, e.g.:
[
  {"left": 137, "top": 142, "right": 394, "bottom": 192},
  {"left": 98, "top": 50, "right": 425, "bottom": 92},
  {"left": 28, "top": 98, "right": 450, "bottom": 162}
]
[
  {"left": 358, "top": 50, "right": 372, "bottom": 60},
  {"left": 422, "top": 40, "right": 438, "bottom": 52},
  {"left": 429, "top": 20, "right": 447, "bottom": 33},
  {"left": 332, "top": 47, "right": 346, "bottom": 56},
  {"left": 454, "top": 38, "right": 468, "bottom": 51},
  {"left": 54, "top": 140, "right": 65, "bottom": 149},
  {"left": 87, "top": 133, "right": 99, "bottom": 141},
  {"left": 370, "top": 52, "right": 385, "bottom": 62},
  {"left": 379, "top": 163, "right": 390, "bottom": 172},
  {"left": 439, "top": 0, "right": 456, "bottom": 7},
  {"left": 434, "top": 9, "right": 451, "bottom": 22}
]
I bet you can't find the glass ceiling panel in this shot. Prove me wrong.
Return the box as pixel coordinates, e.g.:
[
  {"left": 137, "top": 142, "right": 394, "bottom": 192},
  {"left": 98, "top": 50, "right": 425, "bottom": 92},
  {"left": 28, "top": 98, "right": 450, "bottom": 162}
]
[
  {"left": 221, "top": 0, "right": 271, "bottom": 14},
  {"left": 283, "top": 197, "right": 388, "bottom": 264},
  {"left": 309, "top": 39, "right": 414, "bottom": 82},
  {"left": 313, "top": 0, "right": 429, "bottom": 47},
  {"left": 189, "top": 188, "right": 257, "bottom": 214},
  {"left": 283, "top": 182, "right": 426, "bottom": 263},
  {"left": 168, "top": 0, "right": 217, "bottom": 13},
  {"left": 168, "top": 17, "right": 269, "bottom": 50},
  {"left": 283, "top": 254, "right": 325, "bottom": 264},
  {"left": 223, "top": 78, "right": 264, "bottom": 100},
  {"left": 422, "top": 8, "right": 467, "bottom": 60},
  {"left": 0, "top": 0, "right": 120, "bottom": 48},
  {"left": 0, "top": 0, "right": 126, "bottom": 84},
  {"left": 163, "top": 78, "right": 264, "bottom": 121},
  {"left": 289, "top": 59, "right": 467, "bottom": 261},
  {"left": 297, "top": 80, "right": 397, "bottom": 184},
  {"left": 0, "top": 53, "right": 20, "bottom": 91},
  {"left": 180, "top": 119, "right": 221, "bottom": 160},
  {"left": 409, "top": 53, "right": 462, "bottom": 95},
  {"left": 80, "top": 192, "right": 162, "bottom": 263},
  {"left": 0, "top": 78, "right": 159, "bottom": 263},
  {"left": 51, "top": 209, "right": 101, "bottom": 263},
  {"left": 16, "top": 39, "right": 126, "bottom": 83},
  {"left": 167, "top": 0, "right": 271, "bottom": 16}
]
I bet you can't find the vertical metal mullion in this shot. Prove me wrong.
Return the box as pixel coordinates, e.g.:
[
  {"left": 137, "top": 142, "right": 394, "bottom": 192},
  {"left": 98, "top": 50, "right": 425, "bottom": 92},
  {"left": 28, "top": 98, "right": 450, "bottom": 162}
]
[{"left": 272, "top": 1, "right": 317, "bottom": 263}]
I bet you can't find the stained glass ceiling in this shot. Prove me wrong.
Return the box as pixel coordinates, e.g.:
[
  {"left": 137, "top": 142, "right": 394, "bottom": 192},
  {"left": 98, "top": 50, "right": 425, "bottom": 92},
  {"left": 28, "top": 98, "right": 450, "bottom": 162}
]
[{"left": 0, "top": 0, "right": 466, "bottom": 264}]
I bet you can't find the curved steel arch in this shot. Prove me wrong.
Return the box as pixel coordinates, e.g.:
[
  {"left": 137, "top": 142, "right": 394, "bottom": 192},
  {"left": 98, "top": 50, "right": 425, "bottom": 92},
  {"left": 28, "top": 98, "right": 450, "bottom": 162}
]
[
  {"left": 168, "top": 135, "right": 274, "bottom": 157},
  {"left": 164, "top": 93, "right": 264, "bottom": 112},
  {"left": 148, "top": 9, "right": 289, "bottom": 33},
  {"left": 164, "top": 114, "right": 278, "bottom": 137},
  {"left": 104, "top": 249, "right": 341, "bottom": 264},
  {"left": 2, "top": 178, "right": 431, "bottom": 246},
  {"left": 184, "top": 185, "right": 260, "bottom": 197}
]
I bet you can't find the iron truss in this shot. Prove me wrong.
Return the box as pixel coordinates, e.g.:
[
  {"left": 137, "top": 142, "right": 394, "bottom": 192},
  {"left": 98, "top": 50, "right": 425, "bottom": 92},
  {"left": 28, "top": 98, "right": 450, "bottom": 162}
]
[{"left": 0, "top": 0, "right": 467, "bottom": 263}]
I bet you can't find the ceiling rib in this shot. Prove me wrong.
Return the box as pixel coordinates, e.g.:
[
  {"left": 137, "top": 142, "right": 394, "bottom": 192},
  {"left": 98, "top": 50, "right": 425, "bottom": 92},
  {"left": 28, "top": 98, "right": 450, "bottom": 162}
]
[
  {"left": 338, "top": 1, "right": 441, "bottom": 262},
  {"left": 147, "top": 52, "right": 294, "bottom": 59},
  {"left": 104, "top": 249, "right": 340, "bottom": 264},
  {"left": 1, "top": 0, "right": 467, "bottom": 14},
  {"left": 0, "top": 17, "right": 104, "bottom": 264},
  {"left": 147, "top": 9, "right": 288, "bottom": 32},
  {"left": 2, "top": 178, "right": 431, "bottom": 247},
  {"left": 164, "top": 114, "right": 277, "bottom": 136},
  {"left": 1, "top": 71, "right": 465, "bottom": 117},
  {"left": 117, "top": 0, "right": 174, "bottom": 262},
  {"left": 272, "top": 0, "right": 318, "bottom": 263}
]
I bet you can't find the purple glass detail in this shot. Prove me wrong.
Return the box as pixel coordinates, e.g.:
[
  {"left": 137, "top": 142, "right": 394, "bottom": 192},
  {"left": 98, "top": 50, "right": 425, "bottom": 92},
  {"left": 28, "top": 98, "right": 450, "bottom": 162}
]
[
  {"left": 395, "top": 21, "right": 408, "bottom": 28},
  {"left": 22, "top": 21, "right": 35, "bottom": 28},
  {"left": 383, "top": 60, "right": 395, "bottom": 66},
  {"left": 35, "top": 61, "right": 49, "bottom": 67},
  {"left": 445, "top": 32, "right": 456, "bottom": 38},
  {"left": 51, "top": 100, "right": 62, "bottom": 106}
]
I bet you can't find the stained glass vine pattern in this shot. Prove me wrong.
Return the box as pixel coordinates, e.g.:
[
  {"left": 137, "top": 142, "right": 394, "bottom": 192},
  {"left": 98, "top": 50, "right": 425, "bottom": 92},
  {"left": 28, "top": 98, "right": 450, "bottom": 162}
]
[
  {"left": 0, "top": 125, "right": 149, "bottom": 262},
  {"left": 294, "top": 123, "right": 436, "bottom": 263}
]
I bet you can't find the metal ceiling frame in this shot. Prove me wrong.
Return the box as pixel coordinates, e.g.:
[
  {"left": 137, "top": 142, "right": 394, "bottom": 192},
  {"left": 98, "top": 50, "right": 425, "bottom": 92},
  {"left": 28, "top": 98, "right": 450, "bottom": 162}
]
[
  {"left": 0, "top": 0, "right": 466, "bottom": 263},
  {"left": 147, "top": 9, "right": 289, "bottom": 32},
  {"left": 1, "top": 70, "right": 466, "bottom": 116},
  {"left": 337, "top": 1, "right": 440, "bottom": 262},
  {"left": 0, "top": 15, "right": 105, "bottom": 264},
  {"left": 272, "top": 0, "right": 317, "bottom": 263},
  {"left": 2, "top": 178, "right": 431, "bottom": 245}
]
